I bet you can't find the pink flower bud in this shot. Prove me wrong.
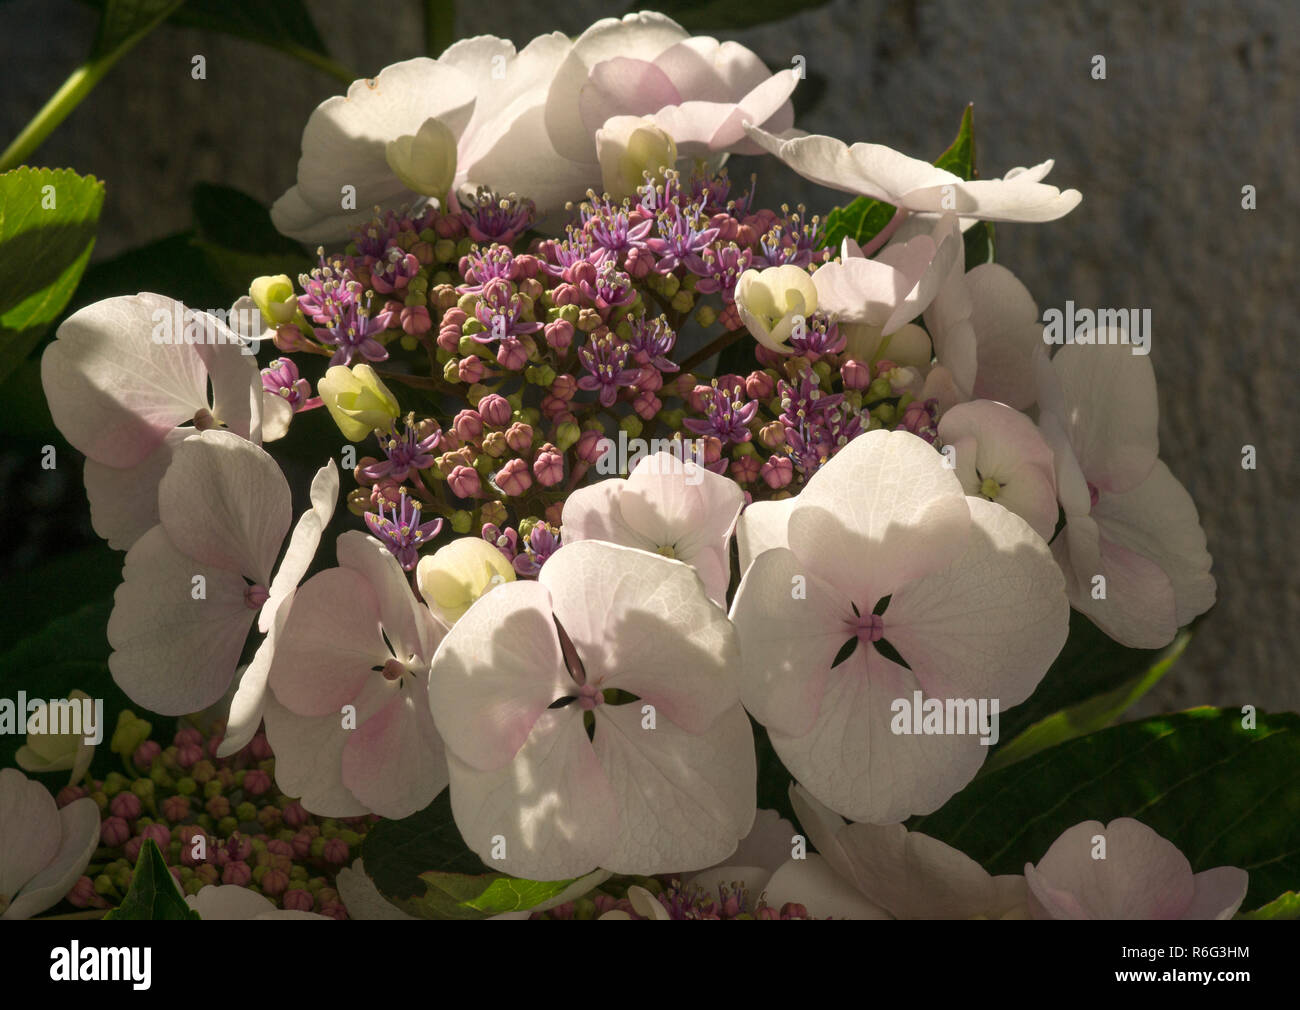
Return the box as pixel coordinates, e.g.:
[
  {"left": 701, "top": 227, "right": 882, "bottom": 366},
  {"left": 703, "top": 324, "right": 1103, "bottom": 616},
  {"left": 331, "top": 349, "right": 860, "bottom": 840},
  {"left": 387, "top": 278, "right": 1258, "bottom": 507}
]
[
  {"left": 161, "top": 795, "right": 191, "bottom": 822},
  {"left": 56, "top": 785, "right": 88, "bottom": 808},
  {"left": 730, "top": 455, "right": 761, "bottom": 483},
  {"left": 401, "top": 305, "right": 432, "bottom": 335},
  {"left": 458, "top": 355, "right": 485, "bottom": 384},
  {"left": 141, "top": 822, "right": 171, "bottom": 850},
  {"left": 494, "top": 458, "right": 533, "bottom": 497},
  {"left": 243, "top": 769, "right": 272, "bottom": 796},
  {"left": 195, "top": 863, "right": 219, "bottom": 886},
  {"left": 448, "top": 465, "right": 481, "bottom": 498},
  {"left": 175, "top": 727, "right": 202, "bottom": 748},
  {"left": 477, "top": 393, "right": 512, "bottom": 427},
  {"left": 110, "top": 792, "right": 142, "bottom": 821},
  {"left": 633, "top": 365, "right": 663, "bottom": 393},
  {"left": 496, "top": 337, "right": 528, "bottom": 370},
  {"left": 249, "top": 733, "right": 273, "bottom": 761},
  {"left": 700, "top": 436, "right": 723, "bottom": 465},
  {"left": 283, "top": 801, "right": 309, "bottom": 828},
  {"left": 759, "top": 421, "right": 787, "bottom": 448},
  {"left": 545, "top": 502, "right": 564, "bottom": 527},
  {"left": 132, "top": 740, "right": 162, "bottom": 770},
  {"left": 569, "top": 260, "right": 597, "bottom": 287},
  {"left": 505, "top": 422, "right": 534, "bottom": 454},
  {"left": 319, "top": 901, "right": 348, "bottom": 920},
  {"left": 262, "top": 867, "right": 290, "bottom": 896},
  {"left": 540, "top": 394, "right": 567, "bottom": 419},
  {"left": 841, "top": 358, "right": 870, "bottom": 390},
  {"left": 291, "top": 831, "right": 313, "bottom": 859},
  {"left": 322, "top": 837, "right": 350, "bottom": 866},
  {"left": 575, "top": 429, "right": 608, "bottom": 464},
  {"left": 533, "top": 448, "right": 564, "bottom": 487},
  {"left": 624, "top": 246, "right": 654, "bottom": 278},
  {"left": 101, "top": 816, "right": 131, "bottom": 848},
  {"left": 745, "top": 370, "right": 776, "bottom": 399},
  {"left": 453, "top": 409, "right": 484, "bottom": 442},
  {"left": 67, "top": 875, "right": 103, "bottom": 909},
  {"left": 633, "top": 391, "right": 662, "bottom": 420},
  {"left": 283, "top": 888, "right": 315, "bottom": 912},
  {"left": 544, "top": 318, "right": 574, "bottom": 352},
  {"left": 222, "top": 861, "right": 252, "bottom": 886},
  {"left": 206, "top": 795, "right": 231, "bottom": 818},
  {"left": 272, "top": 324, "right": 309, "bottom": 353},
  {"left": 760, "top": 455, "right": 794, "bottom": 489},
  {"left": 754, "top": 344, "right": 784, "bottom": 368},
  {"left": 176, "top": 742, "right": 203, "bottom": 768},
  {"left": 551, "top": 283, "right": 579, "bottom": 307},
  {"left": 549, "top": 374, "right": 577, "bottom": 400}
]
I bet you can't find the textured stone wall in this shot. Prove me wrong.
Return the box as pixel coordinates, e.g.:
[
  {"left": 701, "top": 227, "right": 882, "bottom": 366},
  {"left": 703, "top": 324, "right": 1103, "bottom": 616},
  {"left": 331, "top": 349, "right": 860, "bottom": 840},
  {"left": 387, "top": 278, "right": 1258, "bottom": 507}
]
[{"left": 6, "top": 0, "right": 1297, "bottom": 713}]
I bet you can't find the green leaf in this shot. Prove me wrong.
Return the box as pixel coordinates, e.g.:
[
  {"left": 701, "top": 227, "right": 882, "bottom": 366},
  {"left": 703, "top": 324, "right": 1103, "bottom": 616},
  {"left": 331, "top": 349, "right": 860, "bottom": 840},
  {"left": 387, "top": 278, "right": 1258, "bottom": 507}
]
[
  {"left": 166, "top": 0, "right": 329, "bottom": 57},
  {"left": 103, "top": 839, "right": 200, "bottom": 919},
  {"left": 753, "top": 718, "right": 797, "bottom": 824},
  {"left": 991, "top": 609, "right": 1188, "bottom": 750},
  {"left": 0, "top": 167, "right": 105, "bottom": 384},
  {"left": 910, "top": 709, "right": 1300, "bottom": 911},
  {"left": 639, "top": 0, "right": 833, "bottom": 30},
  {"left": 399, "top": 870, "right": 584, "bottom": 920},
  {"left": 1237, "top": 891, "right": 1300, "bottom": 920},
  {"left": 984, "top": 625, "right": 1192, "bottom": 773},
  {"left": 963, "top": 220, "right": 995, "bottom": 268},
  {"left": 90, "top": 0, "right": 186, "bottom": 60},
  {"left": 819, "top": 105, "right": 975, "bottom": 251},
  {"left": 360, "top": 790, "right": 492, "bottom": 900}
]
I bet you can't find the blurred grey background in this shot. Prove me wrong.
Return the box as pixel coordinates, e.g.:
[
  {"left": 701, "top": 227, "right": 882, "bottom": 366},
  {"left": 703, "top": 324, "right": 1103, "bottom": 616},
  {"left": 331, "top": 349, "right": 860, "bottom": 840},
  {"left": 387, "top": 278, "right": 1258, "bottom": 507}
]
[{"left": 6, "top": 0, "right": 1298, "bottom": 713}]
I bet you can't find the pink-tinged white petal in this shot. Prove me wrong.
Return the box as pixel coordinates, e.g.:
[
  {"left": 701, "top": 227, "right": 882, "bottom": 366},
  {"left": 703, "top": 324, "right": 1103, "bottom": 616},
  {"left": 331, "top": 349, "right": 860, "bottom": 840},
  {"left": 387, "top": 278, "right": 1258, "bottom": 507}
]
[
  {"left": 262, "top": 460, "right": 339, "bottom": 633},
  {"left": 886, "top": 496, "right": 1066, "bottom": 704},
  {"left": 83, "top": 427, "right": 189, "bottom": 551},
  {"left": 593, "top": 702, "right": 755, "bottom": 875},
  {"left": 769, "top": 646, "right": 988, "bottom": 823},
  {"left": 157, "top": 430, "right": 291, "bottom": 585},
  {"left": 3, "top": 797, "right": 101, "bottom": 920},
  {"left": 0, "top": 769, "right": 60, "bottom": 909},
  {"left": 41, "top": 293, "right": 208, "bottom": 468},
  {"left": 108, "top": 526, "right": 256, "bottom": 715},
  {"left": 1054, "top": 515, "right": 1179, "bottom": 648},
  {"left": 735, "top": 496, "right": 796, "bottom": 573},
  {"left": 966, "top": 264, "right": 1043, "bottom": 409},
  {"left": 939, "top": 400, "right": 1059, "bottom": 542},
  {"left": 1026, "top": 818, "right": 1232, "bottom": 920},
  {"left": 580, "top": 58, "right": 682, "bottom": 137},
  {"left": 541, "top": 541, "right": 740, "bottom": 734},
  {"left": 1091, "top": 461, "right": 1216, "bottom": 628},
  {"left": 271, "top": 58, "right": 477, "bottom": 242},
  {"left": 561, "top": 479, "right": 652, "bottom": 549},
  {"left": 1182, "top": 866, "right": 1249, "bottom": 920},
  {"left": 342, "top": 688, "right": 448, "bottom": 819},
  {"left": 427, "top": 580, "right": 570, "bottom": 771},
  {"left": 262, "top": 695, "right": 371, "bottom": 818},
  {"left": 336, "top": 530, "right": 441, "bottom": 662},
  {"left": 185, "top": 884, "right": 328, "bottom": 920},
  {"left": 1042, "top": 342, "right": 1159, "bottom": 495},
  {"left": 789, "top": 429, "right": 971, "bottom": 603},
  {"left": 268, "top": 567, "right": 384, "bottom": 717},
  {"left": 196, "top": 332, "right": 260, "bottom": 441},
  {"left": 764, "top": 854, "right": 891, "bottom": 919},
  {"left": 217, "top": 615, "right": 279, "bottom": 759},
  {"left": 729, "top": 547, "right": 850, "bottom": 737},
  {"left": 445, "top": 708, "right": 619, "bottom": 880},
  {"left": 791, "top": 784, "right": 1026, "bottom": 919},
  {"left": 544, "top": 12, "right": 689, "bottom": 163}
]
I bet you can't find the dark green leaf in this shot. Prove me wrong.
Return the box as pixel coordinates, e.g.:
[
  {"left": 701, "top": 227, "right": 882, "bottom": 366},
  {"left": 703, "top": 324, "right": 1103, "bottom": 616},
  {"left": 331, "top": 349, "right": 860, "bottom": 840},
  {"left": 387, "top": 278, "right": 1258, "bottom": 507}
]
[
  {"left": 753, "top": 718, "right": 797, "bottom": 825},
  {"left": 191, "top": 183, "right": 306, "bottom": 257},
  {"left": 0, "top": 167, "right": 105, "bottom": 383},
  {"left": 400, "top": 869, "right": 584, "bottom": 920},
  {"left": 992, "top": 609, "right": 1186, "bottom": 750},
  {"left": 90, "top": 0, "right": 185, "bottom": 60},
  {"left": 103, "top": 839, "right": 199, "bottom": 919},
  {"left": 932, "top": 104, "right": 975, "bottom": 181},
  {"left": 640, "top": 0, "right": 833, "bottom": 30},
  {"left": 984, "top": 625, "right": 1191, "bottom": 773},
  {"left": 911, "top": 709, "right": 1300, "bottom": 911},
  {"left": 963, "top": 219, "right": 995, "bottom": 268},
  {"left": 167, "top": 0, "right": 329, "bottom": 57},
  {"left": 361, "top": 790, "right": 491, "bottom": 900}
]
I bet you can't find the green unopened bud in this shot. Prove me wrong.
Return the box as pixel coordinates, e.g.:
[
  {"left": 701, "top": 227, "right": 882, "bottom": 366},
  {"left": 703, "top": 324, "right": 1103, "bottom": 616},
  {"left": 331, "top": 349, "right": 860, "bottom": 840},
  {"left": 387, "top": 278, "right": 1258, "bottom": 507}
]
[
  {"left": 576, "top": 308, "right": 603, "bottom": 333},
  {"left": 443, "top": 358, "right": 462, "bottom": 383},
  {"left": 517, "top": 517, "right": 539, "bottom": 539},
  {"left": 733, "top": 442, "right": 757, "bottom": 458},
  {"left": 218, "top": 816, "right": 239, "bottom": 836},
  {"left": 871, "top": 403, "right": 895, "bottom": 424},
  {"left": 236, "top": 801, "right": 257, "bottom": 822},
  {"left": 661, "top": 273, "right": 681, "bottom": 298},
  {"left": 450, "top": 510, "right": 473, "bottom": 534},
  {"left": 399, "top": 333, "right": 419, "bottom": 351},
  {"left": 557, "top": 303, "right": 580, "bottom": 325},
  {"left": 467, "top": 383, "right": 492, "bottom": 406},
  {"left": 695, "top": 304, "right": 718, "bottom": 327},
  {"left": 619, "top": 415, "right": 643, "bottom": 440},
  {"left": 812, "top": 360, "right": 832, "bottom": 383},
  {"left": 482, "top": 431, "right": 507, "bottom": 458},
  {"left": 658, "top": 408, "right": 685, "bottom": 430},
  {"left": 434, "top": 238, "right": 457, "bottom": 263},
  {"left": 480, "top": 501, "right": 507, "bottom": 527},
  {"left": 176, "top": 777, "right": 197, "bottom": 796},
  {"left": 460, "top": 321, "right": 486, "bottom": 343},
  {"left": 670, "top": 290, "right": 694, "bottom": 313},
  {"left": 203, "top": 779, "right": 223, "bottom": 800},
  {"left": 93, "top": 874, "right": 116, "bottom": 897},
  {"left": 867, "top": 377, "right": 892, "bottom": 401},
  {"left": 249, "top": 274, "right": 299, "bottom": 327},
  {"left": 520, "top": 407, "right": 541, "bottom": 427},
  {"left": 110, "top": 711, "right": 152, "bottom": 758},
  {"left": 103, "top": 772, "right": 129, "bottom": 797},
  {"left": 555, "top": 421, "right": 581, "bottom": 451}
]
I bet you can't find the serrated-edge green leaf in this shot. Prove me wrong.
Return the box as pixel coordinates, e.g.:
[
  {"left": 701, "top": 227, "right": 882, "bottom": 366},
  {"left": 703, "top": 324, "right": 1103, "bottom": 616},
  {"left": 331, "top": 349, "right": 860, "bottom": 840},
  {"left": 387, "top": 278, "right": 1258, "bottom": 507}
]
[{"left": 103, "top": 839, "right": 199, "bottom": 920}]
